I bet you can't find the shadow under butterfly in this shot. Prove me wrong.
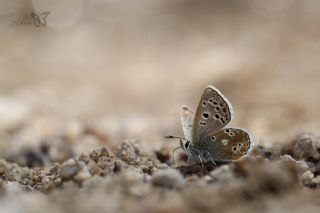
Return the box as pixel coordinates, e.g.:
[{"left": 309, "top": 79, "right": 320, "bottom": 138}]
[
  {"left": 166, "top": 85, "right": 254, "bottom": 167},
  {"left": 30, "top": 11, "right": 50, "bottom": 27}
]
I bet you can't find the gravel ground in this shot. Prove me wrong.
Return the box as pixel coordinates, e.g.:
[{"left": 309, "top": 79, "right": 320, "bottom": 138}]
[
  {"left": 1, "top": 1, "right": 320, "bottom": 213},
  {"left": 0, "top": 127, "right": 319, "bottom": 213}
]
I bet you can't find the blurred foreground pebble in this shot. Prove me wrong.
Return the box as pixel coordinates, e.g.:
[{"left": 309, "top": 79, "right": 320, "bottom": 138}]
[{"left": 0, "top": 133, "right": 319, "bottom": 213}]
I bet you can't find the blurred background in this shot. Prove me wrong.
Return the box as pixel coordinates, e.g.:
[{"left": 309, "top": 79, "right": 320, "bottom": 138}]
[{"left": 1, "top": 0, "right": 320, "bottom": 159}]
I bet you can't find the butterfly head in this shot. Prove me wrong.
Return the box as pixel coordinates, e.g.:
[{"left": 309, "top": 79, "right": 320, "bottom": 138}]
[
  {"left": 165, "top": 135, "right": 191, "bottom": 151},
  {"left": 180, "top": 139, "right": 191, "bottom": 151}
]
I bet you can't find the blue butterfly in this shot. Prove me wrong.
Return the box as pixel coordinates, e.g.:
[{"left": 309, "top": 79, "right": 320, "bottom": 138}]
[{"left": 167, "top": 85, "right": 253, "bottom": 167}]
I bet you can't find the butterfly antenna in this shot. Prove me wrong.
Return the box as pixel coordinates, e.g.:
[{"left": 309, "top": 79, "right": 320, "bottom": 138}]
[
  {"left": 171, "top": 146, "right": 181, "bottom": 166},
  {"left": 165, "top": 135, "right": 188, "bottom": 141}
]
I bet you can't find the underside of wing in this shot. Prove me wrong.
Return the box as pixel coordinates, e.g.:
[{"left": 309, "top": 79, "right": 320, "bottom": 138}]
[
  {"left": 192, "top": 85, "right": 234, "bottom": 146},
  {"left": 181, "top": 105, "right": 195, "bottom": 142},
  {"left": 205, "top": 127, "right": 252, "bottom": 161}
]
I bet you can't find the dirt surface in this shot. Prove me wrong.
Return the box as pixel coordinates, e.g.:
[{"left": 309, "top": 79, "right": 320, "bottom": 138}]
[
  {"left": 0, "top": 134, "right": 320, "bottom": 213},
  {"left": 1, "top": 1, "right": 320, "bottom": 213}
]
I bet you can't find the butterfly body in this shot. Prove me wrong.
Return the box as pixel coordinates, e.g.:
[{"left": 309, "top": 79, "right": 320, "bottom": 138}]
[{"left": 179, "top": 86, "right": 253, "bottom": 165}]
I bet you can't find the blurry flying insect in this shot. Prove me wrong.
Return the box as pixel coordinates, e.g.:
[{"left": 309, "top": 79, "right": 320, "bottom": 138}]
[{"left": 30, "top": 11, "right": 50, "bottom": 27}]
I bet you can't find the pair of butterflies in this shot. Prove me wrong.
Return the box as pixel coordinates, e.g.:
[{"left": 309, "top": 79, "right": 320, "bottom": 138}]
[
  {"left": 30, "top": 12, "right": 50, "bottom": 27},
  {"left": 169, "top": 85, "right": 253, "bottom": 165}
]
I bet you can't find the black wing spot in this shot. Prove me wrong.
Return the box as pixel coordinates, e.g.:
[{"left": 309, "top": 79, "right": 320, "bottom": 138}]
[
  {"left": 200, "top": 121, "right": 206, "bottom": 126},
  {"left": 213, "top": 101, "right": 218, "bottom": 105},
  {"left": 223, "top": 108, "right": 227, "bottom": 113},
  {"left": 202, "top": 101, "right": 207, "bottom": 106},
  {"left": 233, "top": 147, "right": 237, "bottom": 151},
  {"left": 224, "top": 129, "right": 230, "bottom": 133},
  {"left": 220, "top": 117, "right": 226, "bottom": 124},
  {"left": 215, "top": 114, "right": 220, "bottom": 119},
  {"left": 211, "top": 136, "right": 216, "bottom": 141},
  {"left": 216, "top": 106, "right": 221, "bottom": 111},
  {"left": 202, "top": 112, "right": 209, "bottom": 119}
]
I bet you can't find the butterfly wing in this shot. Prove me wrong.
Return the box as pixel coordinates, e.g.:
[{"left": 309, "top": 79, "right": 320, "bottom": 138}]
[
  {"left": 39, "top": 12, "right": 50, "bottom": 26},
  {"left": 30, "top": 12, "right": 40, "bottom": 27},
  {"left": 180, "top": 105, "right": 195, "bottom": 142},
  {"left": 192, "top": 85, "right": 233, "bottom": 146},
  {"left": 206, "top": 127, "right": 252, "bottom": 161}
]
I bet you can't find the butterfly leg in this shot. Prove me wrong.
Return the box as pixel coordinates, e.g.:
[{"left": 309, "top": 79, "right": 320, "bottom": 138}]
[
  {"left": 207, "top": 151, "right": 217, "bottom": 167},
  {"left": 197, "top": 155, "right": 204, "bottom": 167},
  {"left": 187, "top": 154, "right": 203, "bottom": 167},
  {"left": 187, "top": 154, "right": 196, "bottom": 164},
  {"left": 172, "top": 154, "right": 176, "bottom": 166}
]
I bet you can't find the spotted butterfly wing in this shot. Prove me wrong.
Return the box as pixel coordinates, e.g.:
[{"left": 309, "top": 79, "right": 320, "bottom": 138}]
[
  {"left": 31, "top": 12, "right": 41, "bottom": 27},
  {"left": 39, "top": 12, "right": 50, "bottom": 26},
  {"left": 192, "top": 85, "right": 233, "bottom": 147},
  {"left": 180, "top": 105, "right": 195, "bottom": 142},
  {"left": 206, "top": 127, "right": 252, "bottom": 161}
]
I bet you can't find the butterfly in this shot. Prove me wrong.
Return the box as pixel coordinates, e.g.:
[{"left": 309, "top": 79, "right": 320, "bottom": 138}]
[
  {"left": 30, "top": 11, "right": 50, "bottom": 27},
  {"left": 167, "top": 85, "right": 253, "bottom": 166}
]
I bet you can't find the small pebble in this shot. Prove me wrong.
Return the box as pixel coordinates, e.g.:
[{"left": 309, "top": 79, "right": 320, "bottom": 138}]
[
  {"left": 155, "top": 146, "right": 171, "bottom": 163},
  {"left": 283, "top": 133, "right": 320, "bottom": 161},
  {"left": 116, "top": 141, "right": 140, "bottom": 165},
  {"left": 59, "top": 159, "right": 80, "bottom": 180},
  {"left": 151, "top": 169, "right": 185, "bottom": 189}
]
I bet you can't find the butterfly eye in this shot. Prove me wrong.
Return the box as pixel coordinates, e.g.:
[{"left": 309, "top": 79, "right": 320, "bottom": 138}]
[{"left": 185, "top": 141, "right": 190, "bottom": 149}]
